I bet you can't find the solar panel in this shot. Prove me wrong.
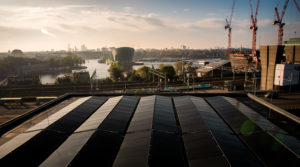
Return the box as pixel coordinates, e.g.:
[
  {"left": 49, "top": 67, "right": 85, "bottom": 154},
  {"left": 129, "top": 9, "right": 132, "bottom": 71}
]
[
  {"left": 98, "top": 96, "right": 139, "bottom": 133},
  {"left": 46, "top": 96, "right": 107, "bottom": 134},
  {"left": 69, "top": 96, "right": 139, "bottom": 166},
  {"left": 0, "top": 97, "right": 91, "bottom": 159},
  {"left": 39, "top": 130, "right": 94, "bottom": 167},
  {"left": 25, "top": 96, "right": 91, "bottom": 132},
  {"left": 190, "top": 97, "right": 262, "bottom": 167},
  {"left": 0, "top": 96, "right": 107, "bottom": 166},
  {"left": 224, "top": 96, "right": 300, "bottom": 155},
  {"left": 206, "top": 96, "right": 300, "bottom": 167},
  {"left": 0, "top": 130, "right": 40, "bottom": 159},
  {"left": 182, "top": 132, "right": 228, "bottom": 166},
  {"left": 149, "top": 130, "right": 186, "bottom": 167},
  {"left": 75, "top": 96, "right": 122, "bottom": 133},
  {"left": 173, "top": 96, "right": 230, "bottom": 167},
  {"left": 40, "top": 96, "right": 123, "bottom": 167},
  {"left": 113, "top": 131, "right": 152, "bottom": 167},
  {"left": 69, "top": 130, "right": 123, "bottom": 167},
  {"left": 0, "top": 130, "right": 69, "bottom": 166},
  {"left": 142, "top": 96, "right": 188, "bottom": 166},
  {"left": 152, "top": 96, "right": 178, "bottom": 133},
  {"left": 113, "top": 96, "right": 155, "bottom": 167}
]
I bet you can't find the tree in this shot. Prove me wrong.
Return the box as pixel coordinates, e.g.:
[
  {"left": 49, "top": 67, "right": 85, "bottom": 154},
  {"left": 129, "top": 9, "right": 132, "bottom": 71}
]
[
  {"left": 127, "top": 70, "right": 141, "bottom": 82},
  {"left": 160, "top": 65, "right": 176, "bottom": 80},
  {"left": 174, "top": 61, "right": 183, "bottom": 75},
  {"left": 108, "top": 62, "right": 124, "bottom": 82},
  {"left": 136, "top": 66, "right": 149, "bottom": 80},
  {"left": 11, "top": 49, "right": 24, "bottom": 56}
]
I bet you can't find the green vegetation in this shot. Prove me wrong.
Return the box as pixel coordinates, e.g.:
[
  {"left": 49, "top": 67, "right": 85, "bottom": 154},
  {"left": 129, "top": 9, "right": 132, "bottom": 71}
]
[
  {"left": 48, "top": 53, "right": 85, "bottom": 67},
  {"left": 133, "top": 48, "right": 252, "bottom": 60},
  {"left": 0, "top": 56, "right": 41, "bottom": 77},
  {"left": 11, "top": 49, "right": 24, "bottom": 56},
  {"left": 55, "top": 75, "right": 72, "bottom": 85},
  {"left": 174, "top": 61, "right": 183, "bottom": 75},
  {"left": 136, "top": 66, "right": 150, "bottom": 80},
  {"left": 159, "top": 65, "right": 176, "bottom": 80},
  {"left": 0, "top": 53, "right": 85, "bottom": 79},
  {"left": 108, "top": 62, "right": 124, "bottom": 82}
]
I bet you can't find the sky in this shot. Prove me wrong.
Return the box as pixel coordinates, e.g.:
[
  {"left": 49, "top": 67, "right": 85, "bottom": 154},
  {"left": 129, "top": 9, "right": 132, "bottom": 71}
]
[{"left": 0, "top": 0, "right": 299, "bottom": 52}]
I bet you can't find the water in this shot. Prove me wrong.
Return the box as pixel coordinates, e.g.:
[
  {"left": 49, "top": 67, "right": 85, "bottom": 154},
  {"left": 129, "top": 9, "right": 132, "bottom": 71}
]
[
  {"left": 39, "top": 59, "right": 222, "bottom": 84},
  {"left": 39, "top": 59, "right": 175, "bottom": 84}
]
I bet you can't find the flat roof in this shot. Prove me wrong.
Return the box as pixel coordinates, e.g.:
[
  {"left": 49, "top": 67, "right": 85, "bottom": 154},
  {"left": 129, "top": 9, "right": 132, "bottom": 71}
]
[{"left": 0, "top": 95, "right": 299, "bottom": 166}]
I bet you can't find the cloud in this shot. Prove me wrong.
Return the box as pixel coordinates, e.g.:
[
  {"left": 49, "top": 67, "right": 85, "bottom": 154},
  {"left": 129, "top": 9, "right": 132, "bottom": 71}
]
[
  {"left": 124, "top": 6, "right": 133, "bottom": 12},
  {"left": 182, "top": 18, "right": 224, "bottom": 30},
  {"left": 41, "top": 28, "right": 56, "bottom": 38},
  {"left": 183, "top": 8, "right": 190, "bottom": 12},
  {"left": 0, "top": 5, "right": 261, "bottom": 35},
  {"left": 207, "top": 13, "right": 216, "bottom": 16},
  {"left": 0, "top": 5, "right": 284, "bottom": 51}
]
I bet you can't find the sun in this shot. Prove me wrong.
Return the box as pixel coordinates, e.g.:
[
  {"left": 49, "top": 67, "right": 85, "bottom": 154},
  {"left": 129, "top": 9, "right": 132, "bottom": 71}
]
[{"left": 41, "top": 29, "right": 49, "bottom": 35}]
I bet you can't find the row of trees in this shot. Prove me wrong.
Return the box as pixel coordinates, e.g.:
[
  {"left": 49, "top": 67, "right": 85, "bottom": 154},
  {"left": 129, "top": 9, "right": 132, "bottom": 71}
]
[
  {"left": 133, "top": 48, "right": 252, "bottom": 60},
  {"left": 0, "top": 56, "right": 41, "bottom": 78},
  {"left": 48, "top": 53, "right": 85, "bottom": 67},
  {"left": 0, "top": 53, "right": 85, "bottom": 79},
  {"left": 107, "top": 62, "right": 177, "bottom": 83}
]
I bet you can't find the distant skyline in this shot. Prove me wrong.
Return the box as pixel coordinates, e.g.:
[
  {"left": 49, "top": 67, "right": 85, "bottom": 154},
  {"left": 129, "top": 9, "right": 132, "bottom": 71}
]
[{"left": 0, "top": 0, "right": 299, "bottom": 52}]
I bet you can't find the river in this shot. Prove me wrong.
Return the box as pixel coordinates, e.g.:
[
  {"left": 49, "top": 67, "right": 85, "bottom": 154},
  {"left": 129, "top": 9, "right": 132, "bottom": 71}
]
[{"left": 39, "top": 59, "right": 175, "bottom": 84}]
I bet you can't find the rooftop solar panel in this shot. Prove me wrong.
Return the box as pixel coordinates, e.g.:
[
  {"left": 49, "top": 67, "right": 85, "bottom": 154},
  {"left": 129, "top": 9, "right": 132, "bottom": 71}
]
[
  {"left": 40, "top": 96, "right": 122, "bottom": 167},
  {"left": 0, "top": 96, "right": 107, "bottom": 166},
  {"left": 69, "top": 96, "right": 139, "bottom": 166},
  {"left": 98, "top": 96, "right": 139, "bottom": 133},
  {"left": 0, "top": 97, "right": 91, "bottom": 159},
  {"left": 69, "top": 130, "right": 123, "bottom": 167},
  {"left": 39, "top": 130, "right": 94, "bottom": 167},
  {"left": 173, "top": 96, "right": 230, "bottom": 167},
  {"left": 146, "top": 96, "right": 188, "bottom": 166},
  {"left": 75, "top": 96, "right": 122, "bottom": 133},
  {"left": 224, "top": 96, "right": 300, "bottom": 155},
  {"left": 25, "top": 97, "right": 91, "bottom": 133},
  {"left": 113, "top": 96, "right": 155, "bottom": 167},
  {"left": 149, "top": 130, "right": 187, "bottom": 167},
  {"left": 0, "top": 94, "right": 299, "bottom": 167},
  {"left": 206, "top": 96, "right": 300, "bottom": 167},
  {"left": 0, "top": 130, "right": 40, "bottom": 159},
  {"left": 190, "top": 96, "right": 262, "bottom": 167},
  {"left": 153, "top": 96, "right": 178, "bottom": 133}
]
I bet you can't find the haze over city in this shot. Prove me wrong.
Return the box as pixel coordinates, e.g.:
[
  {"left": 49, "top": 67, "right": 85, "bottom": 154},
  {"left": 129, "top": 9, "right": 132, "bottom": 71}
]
[{"left": 0, "top": 0, "right": 299, "bottom": 52}]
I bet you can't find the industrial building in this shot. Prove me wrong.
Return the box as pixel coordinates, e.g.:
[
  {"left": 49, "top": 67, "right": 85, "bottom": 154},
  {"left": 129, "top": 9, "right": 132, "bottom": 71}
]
[
  {"left": 260, "top": 45, "right": 300, "bottom": 91},
  {"left": 0, "top": 94, "right": 299, "bottom": 166},
  {"left": 71, "top": 70, "right": 90, "bottom": 84},
  {"left": 112, "top": 47, "right": 134, "bottom": 72}
]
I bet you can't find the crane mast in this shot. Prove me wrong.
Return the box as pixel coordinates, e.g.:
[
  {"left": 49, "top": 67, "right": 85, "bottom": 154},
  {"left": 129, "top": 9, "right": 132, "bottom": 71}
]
[
  {"left": 273, "top": 0, "right": 289, "bottom": 45},
  {"left": 225, "top": 0, "right": 236, "bottom": 60},
  {"left": 249, "top": 0, "right": 260, "bottom": 57},
  {"left": 293, "top": 0, "right": 300, "bottom": 13}
]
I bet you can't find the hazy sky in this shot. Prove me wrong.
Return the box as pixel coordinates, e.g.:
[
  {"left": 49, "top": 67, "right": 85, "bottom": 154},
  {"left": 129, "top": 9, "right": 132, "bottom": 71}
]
[{"left": 0, "top": 0, "right": 299, "bottom": 52}]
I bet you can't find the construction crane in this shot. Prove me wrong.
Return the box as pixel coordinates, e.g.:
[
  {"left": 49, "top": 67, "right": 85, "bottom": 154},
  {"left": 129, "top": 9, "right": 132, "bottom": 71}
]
[
  {"left": 225, "top": 0, "right": 236, "bottom": 60},
  {"left": 293, "top": 0, "right": 300, "bottom": 13},
  {"left": 273, "top": 0, "right": 289, "bottom": 45},
  {"left": 249, "top": 0, "right": 260, "bottom": 57}
]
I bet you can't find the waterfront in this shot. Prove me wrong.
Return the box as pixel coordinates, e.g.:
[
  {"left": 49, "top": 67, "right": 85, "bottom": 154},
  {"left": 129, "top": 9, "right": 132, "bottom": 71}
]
[{"left": 39, "top": 59, "right": 175, "bottom": 84}]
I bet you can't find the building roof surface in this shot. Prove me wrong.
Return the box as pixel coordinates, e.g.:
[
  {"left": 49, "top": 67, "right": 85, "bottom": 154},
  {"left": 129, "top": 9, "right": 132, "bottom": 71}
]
[{"left": 0, "top": 95, "right": 299, "bottom": 167}]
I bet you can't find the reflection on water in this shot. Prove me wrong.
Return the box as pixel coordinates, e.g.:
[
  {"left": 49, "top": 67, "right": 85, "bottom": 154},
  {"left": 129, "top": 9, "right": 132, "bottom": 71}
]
[
  {"left": 39, "top": 59, "right": 175, "bottom": 84},
  {"left": 84, "top": 59, "right": 110, "bottom": 79},
  {"left": 40, "top": 74, "right": 60, "bottom": 85}
]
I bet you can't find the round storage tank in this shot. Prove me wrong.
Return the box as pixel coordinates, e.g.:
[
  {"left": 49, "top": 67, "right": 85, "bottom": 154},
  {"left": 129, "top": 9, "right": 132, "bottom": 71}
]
[{"left": 112, "top": 47, "right": 134, "bottom": 71}]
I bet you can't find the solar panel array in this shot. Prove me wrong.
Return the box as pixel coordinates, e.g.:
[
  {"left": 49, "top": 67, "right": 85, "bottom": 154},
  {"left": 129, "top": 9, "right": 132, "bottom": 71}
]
[{"left": 0, "top": 95, "right": 299, "bottom": 167}]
